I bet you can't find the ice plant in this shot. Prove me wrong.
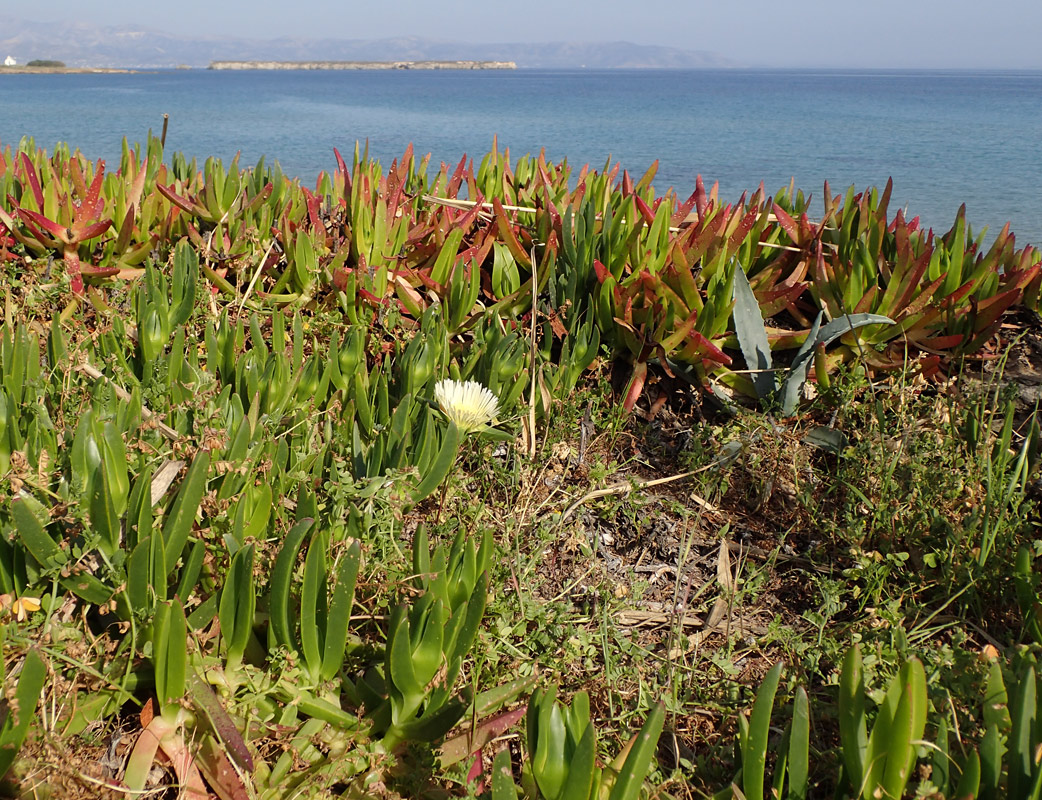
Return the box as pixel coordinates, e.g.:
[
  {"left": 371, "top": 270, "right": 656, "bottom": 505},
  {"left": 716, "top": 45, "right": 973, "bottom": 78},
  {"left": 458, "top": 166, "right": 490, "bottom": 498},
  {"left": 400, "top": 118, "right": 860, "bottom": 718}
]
[
  {"left": 434, "top": 378, "right": 500, "bottom": 433},
  {"left": 412, "top": 380, "right": 501, "bottom": 503}
]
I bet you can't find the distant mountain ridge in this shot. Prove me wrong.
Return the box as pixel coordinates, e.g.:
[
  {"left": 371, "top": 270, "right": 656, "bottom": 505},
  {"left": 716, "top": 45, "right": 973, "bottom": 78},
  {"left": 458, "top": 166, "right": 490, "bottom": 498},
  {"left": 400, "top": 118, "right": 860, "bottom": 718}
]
[{"left": 0, "top": 16, "right": 737, "bottom": 69}]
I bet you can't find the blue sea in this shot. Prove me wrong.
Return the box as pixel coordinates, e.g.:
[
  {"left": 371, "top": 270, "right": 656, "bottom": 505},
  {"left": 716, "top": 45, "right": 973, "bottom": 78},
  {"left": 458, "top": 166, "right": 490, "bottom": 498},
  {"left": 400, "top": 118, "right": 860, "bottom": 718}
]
[{"left": 1, "top": 68, "right": 1040, "bottom": 246}]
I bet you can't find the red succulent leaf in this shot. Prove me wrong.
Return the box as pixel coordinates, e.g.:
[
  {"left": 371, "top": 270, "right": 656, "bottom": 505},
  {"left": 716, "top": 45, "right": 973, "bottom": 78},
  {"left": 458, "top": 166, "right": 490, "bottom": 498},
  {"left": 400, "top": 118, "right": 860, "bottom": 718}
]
[
  {"left": 393, "top": 143, "right": 415, "bottom": 187},
  {"left": 441, "top": 706, "right": 528, "bottom": 770},
  {"left": 877, "top": 177, "right": 893, "bottom": 221},
  {"left": 127, "top": 158, "right": 148, "bottom": 209},
  {"left": 114, "top": 207, "right": 135, "bottom": 253},
  {"left": 726, "top": 207, "right": 760, "bottom": 255},
  {"left": 537, "top": 150, "right": 554, "bottom": 188},
  {"left": 918, "top": 355, "right": 943, "bottom": 379},
  {"left": 1002, "top": 261, "right": 1041, "bottom": 292},
  {"left": 385, "top": 177, "right": 405, "bottom": 225},
  {"left": 633, "top": 195, "right": 656, "bottom": 227},
  {"left": 692, "top": 330, "right": 732, "bottom": 365},
  {"left": 445, "top": 154, "right": 467, "bottom": 198},
  {"left": 759, "top": 282, "right": 807, "bottom": 317},
  {"left": 676, "top": 329, "right": 732, "bottom": 366},
  {"left": 671, "top": 189, "right": 698, "bottom": 228},
  {"left": 854, "top": 286, "right": 879, "bottom": 314},
  {"left": 80, "top": 264, "right": 120, "bottom": 277},
  {"left": 693, "top": 175, "right": 709, "bottom": 220},
  {"left": 18, "top": 152, "right": 44, "bottom": 209},
  {"left": 331, "top": 268, "right": 351, "bottom": 292},
  {"left": 938, "top": 280, "right": 977, "bottom": 309},
  {"left": 622, "top": 361, "right": 648, "bottom": 412},
  {"left": 893, "top": 248, "right": 934, "bottom": 311},
  {"left": 156, "top": 182, "right": 198, "bottom": 215},
  {"left": 18, "top": 208, "right": 67, "bottom": 243},
  {"left": 751, "top": 181, "right": 767, "bottom": 208},
  {"left": 685, "top": 212, "right": 728, "bottom": 263},
  {"left": 62, "top": 247, "right": 85, "bottom": 295},
  {"left": 243, "top": 182, "right": 274, "bottom": 215},
  {"left": 466, "top": 753, "right": 485, "bottom": 792},
  {"left": 68, "top": 157, "right": 88, "bottom": 201},
  {"left": 416, "top": 263, "right": 446, "bottom": 294},
  {"left": 301, "top": 187, "right": 322, "bottom": 231},
  {"left": 771, "top": 201, "right": 801, "bottom": 244},
  {"left": 182, "top": 224, "right": 206, "bottom": 253},
  {"left": 75, "top": 218, "right": 113, "bottom": 242},
  {"left": 186, "top": 674, "right": 254, "bottom": 774},
  {"left": 78, "top": 159, "right": 106, "bottom": 220},
  {"left": 540, "top": 185, "right": 562, "bottom": 230},
  {"left": 333, "top": 146, "right": 347, "bottom": 177},
  {"left": 568, "top": 179, "right": 587, "bottom": 214},
  {"left": 449, "top": 192, "right": 484, "bottom": 236},
  {"left": 638, "top": 268, "right": 659, "bottom": 293},
  {"left": 620, "top": 293, "right": 634, "bottom": 325},
  {"left": 464, "top": 164, "right": 479, "bottom": 202},
  {"left": 900, "top": 274, "right": 947, "bottom": 318},
  {"left": 971, "top": 288, "right": 1021, "bottom": 335},
  {"left": 917, "top": 333, "right": 965, "bottom": 350},
  {"left": 357, "top": 287, "right": 385, "bottom": 306},
  {"left": 618, "top": 169, "right": 632, "bottom": 197}
]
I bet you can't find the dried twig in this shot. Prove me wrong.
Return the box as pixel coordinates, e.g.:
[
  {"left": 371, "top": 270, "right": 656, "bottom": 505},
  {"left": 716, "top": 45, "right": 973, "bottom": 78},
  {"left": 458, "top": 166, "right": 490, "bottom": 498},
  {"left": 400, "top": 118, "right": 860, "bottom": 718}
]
[
  {"left": 422, "top": 194, "right": 536, "bottom": 216},
  {"left": 556, "top": 467, "right": 720, "bottom": 526},
  {"left": 239, "top": 239, "right": 276, "bottom": 313}
]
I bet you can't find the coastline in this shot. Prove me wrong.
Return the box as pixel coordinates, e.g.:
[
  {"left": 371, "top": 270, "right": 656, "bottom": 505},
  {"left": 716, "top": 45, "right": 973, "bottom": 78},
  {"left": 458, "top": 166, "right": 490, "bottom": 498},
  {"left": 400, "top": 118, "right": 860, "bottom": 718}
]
[
  {"left": 0, "top": 66, "right": 138, "bottom": 74},
  {"left": 208, "top": 60, "right": 516, "bottom": 71}
]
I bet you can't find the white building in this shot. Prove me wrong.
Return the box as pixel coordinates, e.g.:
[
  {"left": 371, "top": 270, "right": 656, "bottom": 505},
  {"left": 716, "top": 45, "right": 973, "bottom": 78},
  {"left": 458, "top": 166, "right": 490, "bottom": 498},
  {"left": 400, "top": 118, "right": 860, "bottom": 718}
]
[{"left": 3, "top": 56, "right": 16, "bottom": 67}]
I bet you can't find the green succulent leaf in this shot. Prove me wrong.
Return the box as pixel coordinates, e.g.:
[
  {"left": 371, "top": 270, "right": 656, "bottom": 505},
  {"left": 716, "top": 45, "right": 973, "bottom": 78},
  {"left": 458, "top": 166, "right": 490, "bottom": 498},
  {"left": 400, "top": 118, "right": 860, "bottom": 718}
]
[
  {"left": 743, "top": 661, "right": 783, "bottom": 800},
  {"left": 0, "top": 648, "right": 48, "bottom": 778},
  {"left": 608, "top": 701, "right": 665, "bottom": 800},
  {"left": 162, "top": 450, "right": 210, "bottom": 569},
  {"left": 320, "top": 538, "right": 361, "bottom": 682},
  {"left": 268, "top": 517, "right": 314, "bottom": 653}
]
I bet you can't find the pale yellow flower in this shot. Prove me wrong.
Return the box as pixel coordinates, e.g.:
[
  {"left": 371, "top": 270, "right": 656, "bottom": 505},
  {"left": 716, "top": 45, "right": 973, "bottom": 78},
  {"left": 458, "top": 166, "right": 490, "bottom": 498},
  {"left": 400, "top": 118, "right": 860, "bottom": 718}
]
[
  {"left": 0, "top": 594, "right": 41, "bottom": 622},
  {"left": 434, "top": 379, "right": 500, "bottom": 433}
]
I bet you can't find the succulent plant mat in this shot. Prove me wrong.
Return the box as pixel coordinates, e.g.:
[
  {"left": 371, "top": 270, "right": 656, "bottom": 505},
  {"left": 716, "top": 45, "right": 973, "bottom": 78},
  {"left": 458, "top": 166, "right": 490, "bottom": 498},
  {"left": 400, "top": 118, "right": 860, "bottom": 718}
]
[{"left": 0, "top": 138, "right": 1040, "bottom": 799}]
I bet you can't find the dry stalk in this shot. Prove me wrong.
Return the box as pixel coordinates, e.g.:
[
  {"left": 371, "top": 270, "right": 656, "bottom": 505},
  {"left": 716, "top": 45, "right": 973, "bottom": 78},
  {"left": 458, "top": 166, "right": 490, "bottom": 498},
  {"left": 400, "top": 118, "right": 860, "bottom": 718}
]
[
  {"left": 238, "top": 240, "right": 276, "bottom": 314},
  {"left": 554, "top": 467, "right": 721, "bottom": 528}
]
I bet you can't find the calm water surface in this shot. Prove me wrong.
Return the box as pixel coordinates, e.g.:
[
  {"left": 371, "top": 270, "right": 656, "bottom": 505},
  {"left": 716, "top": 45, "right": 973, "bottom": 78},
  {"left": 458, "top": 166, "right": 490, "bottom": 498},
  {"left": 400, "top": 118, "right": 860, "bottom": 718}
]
[{"left": 1, "top": 68, "right": 1040, "bottom": 244}]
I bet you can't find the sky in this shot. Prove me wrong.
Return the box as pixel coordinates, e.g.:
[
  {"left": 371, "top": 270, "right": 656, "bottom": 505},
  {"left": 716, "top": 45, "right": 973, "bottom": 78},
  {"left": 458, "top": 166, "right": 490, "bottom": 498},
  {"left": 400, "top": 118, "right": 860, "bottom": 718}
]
[{"left": 11, "top": 0, "right": 1042, "bottom": 69}]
